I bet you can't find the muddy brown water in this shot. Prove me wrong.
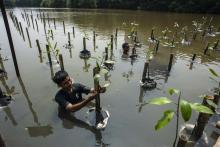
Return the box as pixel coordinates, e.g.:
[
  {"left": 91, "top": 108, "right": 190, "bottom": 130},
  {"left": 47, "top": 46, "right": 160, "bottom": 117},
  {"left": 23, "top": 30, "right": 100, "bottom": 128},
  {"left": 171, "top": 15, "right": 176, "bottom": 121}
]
[{"left": 0, "top": 8, "right": 220, "bottom": 147}]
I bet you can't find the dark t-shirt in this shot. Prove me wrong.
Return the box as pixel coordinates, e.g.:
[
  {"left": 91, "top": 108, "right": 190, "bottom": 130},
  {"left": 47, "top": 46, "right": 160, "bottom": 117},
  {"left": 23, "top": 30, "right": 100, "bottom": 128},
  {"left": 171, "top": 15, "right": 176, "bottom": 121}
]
[{"left": 55, "top": 83, "right": 91, "bottom": 109}]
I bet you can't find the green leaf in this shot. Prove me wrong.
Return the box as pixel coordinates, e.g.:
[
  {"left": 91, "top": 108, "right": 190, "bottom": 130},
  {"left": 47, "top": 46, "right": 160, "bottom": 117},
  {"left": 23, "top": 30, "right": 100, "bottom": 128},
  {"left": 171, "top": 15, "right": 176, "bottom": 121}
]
[
  {"left": 103, "top": 82, "right": 110, "bottom": 88},
  {"left": 100, "top": 68, "right": 109, "bottom": 74},
  {"left": 94, "top": 74, "right": 100, "bottom": 82},
  {"left": 190, "top": 103, "right": 214, "bottom": 114},
  {"left": 206, "top": 100, "right": 217, "bottom": 108},
  {"left": 180, "top": 100, "right": 192, "bottom": 122},
  {"left": 209, "top": 68, "right": 219, "bottom": 77},
  {"left": 155, "top": 110, "right": 175, "bottom": 130},
  {"left": 148, "top": 97, "right": 172, "bottom": 105},
  {"left": 104, "top": 60, "right": 115, "bottom": 64},
  {"left": 168, "top": 88, "right": 180, "bottom": 96},
  {"left": 96, "top": 61, "right": 100, "bottom": 69}
]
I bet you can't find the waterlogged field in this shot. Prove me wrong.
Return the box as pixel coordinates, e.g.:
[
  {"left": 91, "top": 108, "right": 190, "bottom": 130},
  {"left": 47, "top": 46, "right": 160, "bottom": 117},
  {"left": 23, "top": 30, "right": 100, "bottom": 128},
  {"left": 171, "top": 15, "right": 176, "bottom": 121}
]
[{"left": 0, "top": 8, "right": 220, "bottom": 147}]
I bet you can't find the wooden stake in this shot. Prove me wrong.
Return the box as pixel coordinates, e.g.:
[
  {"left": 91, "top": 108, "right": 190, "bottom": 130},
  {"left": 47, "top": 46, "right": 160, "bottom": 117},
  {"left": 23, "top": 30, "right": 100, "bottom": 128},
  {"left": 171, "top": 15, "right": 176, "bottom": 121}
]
[
  {"left": 46, "top": 45, "right": 52, "bottom": 67},
  {"left": 26, "top": 27, "right": 32, "bottom": 48},
  {"left": 115, "top": 28, "right": 118, "bottom": 38},
  {"left": 36, "top": 39, "right": 42, "bottom": 55},
  {"left": 68, "top": 32, "right": 71, "bottom": 46},
  {"left": 142, "top": 62, "right": 149, "bottom": 83},
  {"left": 154, "top": 40, "right": 160, "bottom": 54},
  {"left": 93, "top": 67, "right": 101, "bottom": 113},
  {"left": 59, "top": 54, "right": 64, "bottom": 71},
  {"left": 63, "top": 21, "right": 65, "bottom": 34},
  {"left": 19, "top": 22, "right": 25, "bottom": 41},
  {"left": 105, "top": 47, "right": 108, "bottom": 61},
  {"left": 111, "top": 35, "right": 113, "bottom": 51},
  {"left": 83, "top": 37, "right": 86, "bottom": 50},
  {"left": 72, "top": 26, "right": 75, "bottom": 37},
  {"left": 192, "top": 54, "right": 196, "bottom": 61},
  {"left": 0, "top": 0, "right": 20, "bottom": 77}
]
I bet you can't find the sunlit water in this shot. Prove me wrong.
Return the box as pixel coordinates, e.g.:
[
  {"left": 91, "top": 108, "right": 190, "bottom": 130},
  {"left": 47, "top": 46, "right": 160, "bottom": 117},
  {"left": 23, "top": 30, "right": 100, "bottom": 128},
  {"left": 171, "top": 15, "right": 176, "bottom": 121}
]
[{"left": 0, "top": 8, "right": 220, "bottom": 147}]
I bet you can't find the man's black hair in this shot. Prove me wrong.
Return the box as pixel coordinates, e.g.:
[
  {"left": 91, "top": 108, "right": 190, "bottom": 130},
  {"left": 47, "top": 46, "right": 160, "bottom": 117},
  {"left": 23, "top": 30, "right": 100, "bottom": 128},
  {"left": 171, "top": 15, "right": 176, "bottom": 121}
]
[
  {"left": 53, "top": 70, "right": 69, "bottom": 85},
  {"left": 122, "top": 42, "right": 129, "bottom": 49}
]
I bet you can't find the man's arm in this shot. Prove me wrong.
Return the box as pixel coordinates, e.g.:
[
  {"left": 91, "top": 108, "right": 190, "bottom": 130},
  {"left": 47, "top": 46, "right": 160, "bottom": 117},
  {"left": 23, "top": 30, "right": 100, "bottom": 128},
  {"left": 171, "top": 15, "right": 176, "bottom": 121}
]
[{"left": 65, "top": 91, "right": 97, "bottom": 112}]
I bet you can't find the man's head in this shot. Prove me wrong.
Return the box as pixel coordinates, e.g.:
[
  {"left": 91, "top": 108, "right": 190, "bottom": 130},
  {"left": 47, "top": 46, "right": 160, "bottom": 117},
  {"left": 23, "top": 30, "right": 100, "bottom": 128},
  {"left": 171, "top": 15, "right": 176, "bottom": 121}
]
[
  {"left": 53, "top": 70, "right": 72, "bottom": 90},
  {"left": 122, "top": 43, "right": 129, "bottom": 54}
]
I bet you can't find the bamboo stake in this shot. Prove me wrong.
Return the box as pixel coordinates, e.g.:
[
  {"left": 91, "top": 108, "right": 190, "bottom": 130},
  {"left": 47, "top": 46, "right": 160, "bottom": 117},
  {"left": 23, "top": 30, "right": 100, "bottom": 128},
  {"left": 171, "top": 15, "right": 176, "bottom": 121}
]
[
  {"left": 46, "top": 45, "right": 52, "bottom": 67},
  {"left": 0, "top": 0, "right": 20, "bottom": 76}
]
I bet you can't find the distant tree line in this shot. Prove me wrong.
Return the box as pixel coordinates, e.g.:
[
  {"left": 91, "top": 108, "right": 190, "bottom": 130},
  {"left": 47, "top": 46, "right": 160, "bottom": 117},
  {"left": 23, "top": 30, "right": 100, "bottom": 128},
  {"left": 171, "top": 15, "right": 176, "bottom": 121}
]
[{"left": 4, "top": 0, "right": 220, "bottom": 13}]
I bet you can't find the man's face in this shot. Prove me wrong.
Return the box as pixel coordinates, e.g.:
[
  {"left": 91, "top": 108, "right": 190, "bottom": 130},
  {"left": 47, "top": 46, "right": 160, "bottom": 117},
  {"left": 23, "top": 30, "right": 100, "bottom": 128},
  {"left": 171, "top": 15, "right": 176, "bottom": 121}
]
[{"left": 60, "top": 76, "right": 72, "bottom": 91}]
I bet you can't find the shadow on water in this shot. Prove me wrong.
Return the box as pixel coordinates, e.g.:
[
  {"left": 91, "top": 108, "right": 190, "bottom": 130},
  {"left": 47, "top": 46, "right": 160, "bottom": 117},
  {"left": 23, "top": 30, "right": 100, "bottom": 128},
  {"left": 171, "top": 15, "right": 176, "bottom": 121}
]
[
  {"left": 18, "top": 77, "right": 53, "bottom": 137},
  {"left": 58, "top": 107, "right": 109, "bottom": 146}
]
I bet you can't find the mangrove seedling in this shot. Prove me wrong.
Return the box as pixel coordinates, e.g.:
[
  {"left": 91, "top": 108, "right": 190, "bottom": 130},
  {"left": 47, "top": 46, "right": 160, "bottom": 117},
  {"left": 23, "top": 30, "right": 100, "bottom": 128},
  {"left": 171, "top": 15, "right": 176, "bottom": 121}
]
[{"left": 141, "top": 88, "right": 214, "bottom": 146}]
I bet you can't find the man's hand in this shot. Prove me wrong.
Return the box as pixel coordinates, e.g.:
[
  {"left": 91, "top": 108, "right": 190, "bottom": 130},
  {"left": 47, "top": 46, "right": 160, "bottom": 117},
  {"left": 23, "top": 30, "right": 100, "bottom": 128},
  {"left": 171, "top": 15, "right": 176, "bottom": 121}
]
[{"left": 88, "top": 90, "right": 98, "bottom": 100}]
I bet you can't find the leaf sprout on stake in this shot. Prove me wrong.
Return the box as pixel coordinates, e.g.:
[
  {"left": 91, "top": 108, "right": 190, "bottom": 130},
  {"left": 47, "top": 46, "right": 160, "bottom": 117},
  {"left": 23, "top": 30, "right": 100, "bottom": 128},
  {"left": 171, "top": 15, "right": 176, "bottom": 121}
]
[
  {"left": 83, "top": 31, "right": 90, "bottom": 40},
  {"left": 92, "top": 57, "right": 111, "bottom": 89},
  {"left": 139, "top": 88, "right": 214, "bottom": 131},
  {"left": 45, "top": 30, "right": 60, "bottom": 64},
  {"left": 145, "top": 48, "right": 154, "bottom": 61}
]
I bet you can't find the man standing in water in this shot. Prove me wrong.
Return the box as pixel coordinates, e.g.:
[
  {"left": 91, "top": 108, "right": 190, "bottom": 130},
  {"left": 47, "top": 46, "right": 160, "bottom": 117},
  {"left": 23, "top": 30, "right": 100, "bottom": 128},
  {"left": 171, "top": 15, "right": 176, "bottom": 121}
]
[{"left": 53, "top": 70, "right": 105, "bottom": 112}]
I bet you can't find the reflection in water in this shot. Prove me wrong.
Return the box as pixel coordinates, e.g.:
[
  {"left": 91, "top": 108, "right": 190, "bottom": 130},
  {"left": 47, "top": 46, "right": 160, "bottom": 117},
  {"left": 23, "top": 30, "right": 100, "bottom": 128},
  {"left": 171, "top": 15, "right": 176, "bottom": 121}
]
[
  {"left": 0, "top": 133, "right": 5, "bottom": 147},
  {"left": 0, "top": 55, "right": 18, "bottom": 126},
  {"left": 58, "top": 107, "right": 109, "bottom": 146},
  {"left": 39, "top": 53, "right": 43, "bottom": 63},
  {"left": 18, "top": 77, "right": 54, "bottom": 137},
  {"left": 18, "top": 77, "right": 39, "bottom": 125},
  {"left": 82, "top": 59, "right": 90, "bottom": 72},
  {"left": 3, "top": 107, "right": 18, "bottom": 126},
  {"left": 25, "top": 125, "right": 53, "bottom": 138},
  {"left": 138, "top": 87, "right": 145, "bottom": 113}
]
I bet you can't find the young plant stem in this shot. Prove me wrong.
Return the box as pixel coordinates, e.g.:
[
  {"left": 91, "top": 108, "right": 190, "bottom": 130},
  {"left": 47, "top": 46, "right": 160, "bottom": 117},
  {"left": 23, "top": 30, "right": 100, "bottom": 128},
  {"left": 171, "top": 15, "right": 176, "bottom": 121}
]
[{"left": 173, "top": 92, "right": 181, "bottom": 147}]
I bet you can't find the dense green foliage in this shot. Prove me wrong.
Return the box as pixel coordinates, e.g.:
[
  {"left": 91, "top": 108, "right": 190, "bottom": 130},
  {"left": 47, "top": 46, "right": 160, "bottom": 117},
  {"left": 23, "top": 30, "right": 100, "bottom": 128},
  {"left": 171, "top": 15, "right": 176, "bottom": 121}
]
[{"left": 4, "top": 0, "right": 220, "bottom": 13}]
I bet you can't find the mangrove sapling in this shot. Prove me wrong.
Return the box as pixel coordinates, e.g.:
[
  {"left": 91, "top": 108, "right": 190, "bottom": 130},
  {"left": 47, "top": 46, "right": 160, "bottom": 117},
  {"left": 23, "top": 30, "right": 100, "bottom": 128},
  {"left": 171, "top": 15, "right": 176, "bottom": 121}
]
[
  {"left": 127, "top": 22, "right": 139, "bottom": 41},
  {"left": 173, "top": 22, "right": 179, "bottom": 37},
  {"left": 86, "top": 63, "right": 110, "bottom": 129},
  {"left": 45, "top": 30, "right": 60, "bottom": 64},
  {"left": 148, "top": 28, "right": 157, "bottom": 43},
  {"left": 141, "top": 88, "right": 214, "bottom": 147},
  {"left": 162, "top": 27, "right": 171, "bottom": 40},
  {"left": 181, "top": 26, "right": 191, "bottom": 45}
]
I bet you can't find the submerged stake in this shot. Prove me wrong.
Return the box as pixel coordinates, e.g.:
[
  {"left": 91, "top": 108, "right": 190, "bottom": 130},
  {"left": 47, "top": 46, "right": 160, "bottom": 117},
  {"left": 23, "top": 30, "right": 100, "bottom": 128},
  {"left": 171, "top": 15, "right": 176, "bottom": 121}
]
[
  {"left": 168, "top": 54, "right": 174, "bottom": 72},
  {"left": 68, "top": 32, "right": 71, "bottom": 45},
  {"left": 111, "top": 35, "right": 113, "bottom": 51},
  {"left": 46, "top": 45, "right": 52, "bottom": 67},
  {"left": 36, "top": 39, "right": 42, "bottom": 54},
  {"left": 142, "top": 62, "right": 149, "bottom": 83},
  {"left": 83, "top": 37, "right": 86, "bottom": 50},
  {"left": 63, "top": 21, "right": 65, "bottom": 34}
]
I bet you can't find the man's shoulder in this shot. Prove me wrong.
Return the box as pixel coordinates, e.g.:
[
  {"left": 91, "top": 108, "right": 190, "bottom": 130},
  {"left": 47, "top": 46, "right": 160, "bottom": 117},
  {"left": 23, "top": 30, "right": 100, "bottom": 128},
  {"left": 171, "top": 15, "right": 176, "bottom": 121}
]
[{"left": 55, "top": 89, "right": 66, "bottom": 101}]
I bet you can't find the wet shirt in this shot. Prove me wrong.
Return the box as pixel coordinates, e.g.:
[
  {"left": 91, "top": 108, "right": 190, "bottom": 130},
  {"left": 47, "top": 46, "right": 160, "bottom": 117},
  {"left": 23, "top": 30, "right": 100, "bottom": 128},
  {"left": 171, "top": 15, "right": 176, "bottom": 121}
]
[{"left": 55, "top": 83, "right": 91, "bottom": 109}]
